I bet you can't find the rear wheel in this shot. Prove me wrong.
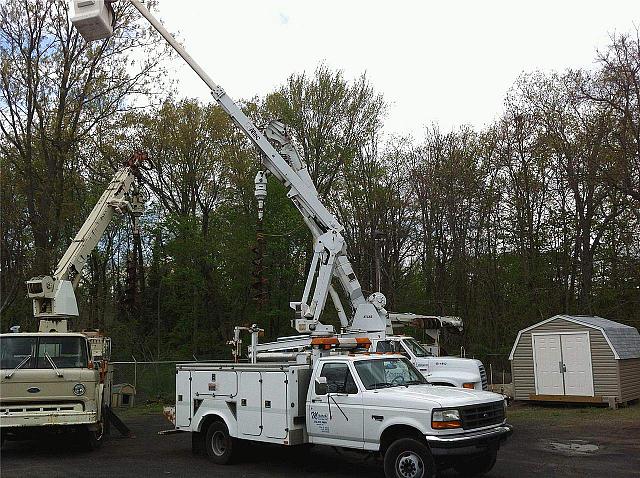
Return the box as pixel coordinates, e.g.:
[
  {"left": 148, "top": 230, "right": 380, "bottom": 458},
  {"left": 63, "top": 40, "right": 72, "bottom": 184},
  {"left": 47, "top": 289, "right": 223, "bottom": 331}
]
[
  {"left": 384, "top": 438, "right": 436, "bottom": 478},
  {"left": 204, "top": 421, "right": 235, "bottom": 464},
  {"left": 453, "top": 448, "right": 497, "bottom": 476}
]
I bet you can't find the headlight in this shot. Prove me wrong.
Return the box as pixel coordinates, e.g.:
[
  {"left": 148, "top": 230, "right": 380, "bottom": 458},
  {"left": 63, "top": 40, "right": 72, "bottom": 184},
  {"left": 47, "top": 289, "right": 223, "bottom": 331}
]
[
  {"left": 73, "top": 383, "right": 86, "bottom": 396},
  {"left": 431, "top": 408, "right": 462, "bottom": 429}
]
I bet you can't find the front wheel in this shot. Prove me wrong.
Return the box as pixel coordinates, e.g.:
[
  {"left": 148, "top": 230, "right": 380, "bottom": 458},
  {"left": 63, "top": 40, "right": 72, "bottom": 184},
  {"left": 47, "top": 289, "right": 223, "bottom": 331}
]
[
  {"left": 384, "top": 438, "right": 436, "bottom": 478},
  {"left": 453, "top": 448, "right": 497, "bottom": 476},
  {"left": 204, "top": 421, "right": 235, "bottom": 465},
  {"left": 83, "top": 422, "right": 104, "bottom": 451}
]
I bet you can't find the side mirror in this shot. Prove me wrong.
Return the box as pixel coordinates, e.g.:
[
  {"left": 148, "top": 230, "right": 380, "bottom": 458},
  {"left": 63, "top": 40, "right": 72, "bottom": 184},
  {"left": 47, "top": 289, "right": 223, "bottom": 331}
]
[{"left": 315, "top": 377, "right": 328, "bottom": 395}]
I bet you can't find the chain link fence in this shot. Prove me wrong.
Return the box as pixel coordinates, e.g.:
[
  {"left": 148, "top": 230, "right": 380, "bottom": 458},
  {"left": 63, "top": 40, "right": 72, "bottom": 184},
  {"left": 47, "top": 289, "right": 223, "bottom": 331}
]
[{"left": 111, "top": 360, "right": 191, "bottom": 403}]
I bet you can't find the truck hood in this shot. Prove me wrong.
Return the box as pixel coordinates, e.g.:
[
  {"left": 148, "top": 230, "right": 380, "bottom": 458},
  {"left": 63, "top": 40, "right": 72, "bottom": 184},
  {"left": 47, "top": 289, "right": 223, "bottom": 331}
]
[
  {"left": 0, "top": 369, "right": 96, "bottom": 404},
  {"left": 364, "top": 384, "right": 502, "bottom": 409},
  {"left": 414, "top": 356, "right": 482, "bottom": 373}
]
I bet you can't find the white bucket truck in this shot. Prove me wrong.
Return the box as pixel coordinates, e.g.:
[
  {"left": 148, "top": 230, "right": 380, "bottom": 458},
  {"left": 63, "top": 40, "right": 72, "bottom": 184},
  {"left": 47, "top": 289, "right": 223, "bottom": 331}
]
[
  {"left": 70, "top": 4, "right": 512, "bottom": 475},
  {"left": 174, "top": 333, "right": 511, "bottom": 478}
]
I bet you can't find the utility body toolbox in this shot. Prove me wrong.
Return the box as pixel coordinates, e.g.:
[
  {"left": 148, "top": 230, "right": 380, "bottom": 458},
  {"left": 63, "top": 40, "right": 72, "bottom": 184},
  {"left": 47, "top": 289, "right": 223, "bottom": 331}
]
[{"left": 175, "top": 362, "right": 311, "bottom": 445}]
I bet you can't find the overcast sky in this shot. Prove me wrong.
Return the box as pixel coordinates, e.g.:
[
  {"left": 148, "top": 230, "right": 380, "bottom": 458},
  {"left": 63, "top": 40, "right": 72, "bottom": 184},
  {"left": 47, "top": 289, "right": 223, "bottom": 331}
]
[{"left": 154, "top": 0, "right": 640, "bottom": 138}]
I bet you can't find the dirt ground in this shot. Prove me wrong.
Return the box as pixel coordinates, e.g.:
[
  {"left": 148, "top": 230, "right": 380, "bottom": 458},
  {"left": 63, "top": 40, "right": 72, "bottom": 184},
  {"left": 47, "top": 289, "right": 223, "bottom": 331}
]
[{"left": 1, "top": 402, "right": 639, "bottom": 477}]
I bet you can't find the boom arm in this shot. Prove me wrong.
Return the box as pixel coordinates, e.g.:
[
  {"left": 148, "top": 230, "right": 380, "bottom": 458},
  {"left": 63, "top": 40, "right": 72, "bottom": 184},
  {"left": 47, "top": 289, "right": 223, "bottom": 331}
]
[
  {"left": 27, "top": 153, "right": 146, "bottom": 320},
  {"left": 71, "top": 0, "right": 389, "bottom": 335}
]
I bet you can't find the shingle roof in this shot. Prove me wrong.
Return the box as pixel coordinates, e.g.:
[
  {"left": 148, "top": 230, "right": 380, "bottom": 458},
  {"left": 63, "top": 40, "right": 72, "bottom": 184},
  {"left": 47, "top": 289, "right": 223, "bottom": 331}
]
[
  {"left": 559, "top": 315, "right": 640, "bottom": 360},
  {"left": 509, "top": 314, "right": 640, "bottom": 360}
]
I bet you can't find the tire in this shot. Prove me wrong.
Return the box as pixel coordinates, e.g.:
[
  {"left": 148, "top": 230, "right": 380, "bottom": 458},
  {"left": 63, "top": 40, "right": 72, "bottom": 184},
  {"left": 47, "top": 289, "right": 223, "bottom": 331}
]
[
  {"left": 453, "top": 449, "right": 497, "bottom": 477},
  {"left": 384, "top": 438, "right": 436, "bottom": 478},
  {"left": 204, "top": 421, "right": 235, "bottom": 465},
  {"left": 83, "top": 422, "right": 105, "bottom": 451},
  {"left": 192, "top": 431, "right": 205, "bottom": 455}
]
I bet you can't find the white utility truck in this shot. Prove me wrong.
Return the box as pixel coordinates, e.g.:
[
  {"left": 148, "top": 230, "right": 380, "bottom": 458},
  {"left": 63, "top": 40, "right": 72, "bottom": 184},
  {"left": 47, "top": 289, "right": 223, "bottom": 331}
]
[
  {"left": 176, "top": 333, "right": 511, "bottom": 478},
  {"left": 0, "top": 153, "right": 146, "bottom": 449},
  {"left": 70, "top": 2, "right": 512, "bottom": 475}
]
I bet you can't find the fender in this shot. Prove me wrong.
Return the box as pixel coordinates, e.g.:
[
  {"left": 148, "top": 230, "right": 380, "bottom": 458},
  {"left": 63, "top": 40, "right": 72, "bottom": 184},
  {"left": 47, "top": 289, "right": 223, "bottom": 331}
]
[
  {"left": 193, "top": 407, "right": 238, "bottom": 437},
  {"left": 366, "top": 413, "right": 432, "bottom": 452}
]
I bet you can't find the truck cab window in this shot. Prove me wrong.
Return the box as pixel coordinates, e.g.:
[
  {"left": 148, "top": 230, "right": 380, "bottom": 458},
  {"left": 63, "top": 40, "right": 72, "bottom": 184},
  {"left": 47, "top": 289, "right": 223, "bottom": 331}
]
[
  {"left": 36, "top": 337, "right": 88, "bottom": 369},
  {"left": 376, "top": 340, "right": 408, "bottom": 356},
  {"left": 0, "top": 336, "right": 37, "bottom": 370},
  {"left": 320, "top": 363, "right": 358, "bottom": 394}
]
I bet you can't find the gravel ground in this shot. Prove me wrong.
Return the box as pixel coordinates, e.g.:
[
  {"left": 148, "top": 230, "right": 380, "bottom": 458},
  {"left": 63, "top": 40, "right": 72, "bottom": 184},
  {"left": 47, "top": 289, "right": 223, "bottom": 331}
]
[{"left": 1, "top": 404, "right": 639, "bottom": 477}]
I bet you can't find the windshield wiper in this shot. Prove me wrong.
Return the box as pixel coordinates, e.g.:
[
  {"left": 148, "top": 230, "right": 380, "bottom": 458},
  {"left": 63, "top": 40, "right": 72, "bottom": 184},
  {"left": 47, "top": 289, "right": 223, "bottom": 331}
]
[
  {"left": 44, "top": 352, "right": 63, "bottom": 377},
  {"left": 369, "top": 382, "right": 393, "bottom": 389},
  {"left": 404, "top": 380, "right": 426, "bottom": 386},
  {"left": 5, "top": 355, "right": 32, "bottom": 379}
]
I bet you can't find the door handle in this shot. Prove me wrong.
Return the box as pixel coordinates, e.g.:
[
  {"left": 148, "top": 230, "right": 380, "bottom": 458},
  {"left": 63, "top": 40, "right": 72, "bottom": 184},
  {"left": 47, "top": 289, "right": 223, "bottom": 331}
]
[
  {"left": 562, "top": 363, "right": 567, "bottom": 372},
  {"left": 311, "top": 398, "right": 323, "bottom": 403}
]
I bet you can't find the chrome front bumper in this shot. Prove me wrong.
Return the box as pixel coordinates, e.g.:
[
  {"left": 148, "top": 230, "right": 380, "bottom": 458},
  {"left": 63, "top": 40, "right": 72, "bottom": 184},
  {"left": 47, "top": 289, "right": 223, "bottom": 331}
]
[{"left": 425, "top": 424, "right": 513, "bottom": 455}]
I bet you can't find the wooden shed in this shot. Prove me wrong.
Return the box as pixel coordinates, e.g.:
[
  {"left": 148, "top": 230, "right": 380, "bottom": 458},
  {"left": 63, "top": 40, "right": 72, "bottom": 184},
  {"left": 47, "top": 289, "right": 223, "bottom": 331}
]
[{"left": 509, "top": 315, "right": 640, "bottom": 407}]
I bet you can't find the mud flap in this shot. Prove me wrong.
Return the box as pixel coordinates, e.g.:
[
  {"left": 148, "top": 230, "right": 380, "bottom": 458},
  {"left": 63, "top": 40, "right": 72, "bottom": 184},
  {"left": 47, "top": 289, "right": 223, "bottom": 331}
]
[{"left": 104, "top": 406, "right": 133, "bottom": 437}]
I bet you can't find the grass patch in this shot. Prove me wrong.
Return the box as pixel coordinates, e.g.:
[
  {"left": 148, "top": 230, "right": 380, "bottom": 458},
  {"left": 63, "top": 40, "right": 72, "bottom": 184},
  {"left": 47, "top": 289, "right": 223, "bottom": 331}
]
[
  {"left": 113, "top": 402, "right": 168, "bottom": 419},
  {"left": 507, "top": 400, "right": 640, "bottom": 426}
]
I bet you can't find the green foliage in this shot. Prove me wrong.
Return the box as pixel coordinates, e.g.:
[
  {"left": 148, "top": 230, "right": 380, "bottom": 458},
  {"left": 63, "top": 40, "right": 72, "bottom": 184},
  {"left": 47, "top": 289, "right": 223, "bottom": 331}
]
[{"left": 1, "top": 2, "right": 638, "bottom": 383}]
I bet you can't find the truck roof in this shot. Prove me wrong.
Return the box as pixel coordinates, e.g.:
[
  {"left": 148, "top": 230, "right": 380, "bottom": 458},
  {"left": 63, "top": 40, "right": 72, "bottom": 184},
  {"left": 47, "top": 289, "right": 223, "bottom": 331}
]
[
  {"left": 319, "top": 353, "right": 406, "bottom": 362},
  {"left": 0, "top": 332, "right": 88, "bottom": 338}
]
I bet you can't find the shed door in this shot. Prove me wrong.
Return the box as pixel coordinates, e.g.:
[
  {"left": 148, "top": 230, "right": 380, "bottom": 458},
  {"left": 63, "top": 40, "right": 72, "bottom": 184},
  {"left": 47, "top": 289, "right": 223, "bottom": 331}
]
[
  {"left": 533, "top": 334, "right": 564, "bottom": 395},
  {"left": 533, "top": 332, "right": 594, "bottom": 397},
  {"left": 561, "top": 333, "right": 594, "bottom": 396}
]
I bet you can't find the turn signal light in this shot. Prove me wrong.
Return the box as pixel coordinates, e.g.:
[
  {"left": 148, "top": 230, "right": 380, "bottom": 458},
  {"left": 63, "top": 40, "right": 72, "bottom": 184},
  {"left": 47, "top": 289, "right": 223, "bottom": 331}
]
[
  {"left": 431, "top": 420, "right": 462, "bottom": 429},
  {"left": 463, "top": 382, "right": 475, "bottom": 389}
]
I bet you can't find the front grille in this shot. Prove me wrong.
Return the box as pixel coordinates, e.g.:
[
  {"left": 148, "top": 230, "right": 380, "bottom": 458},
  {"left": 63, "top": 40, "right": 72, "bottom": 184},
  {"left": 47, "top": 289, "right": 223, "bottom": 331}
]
[
  {"left": 479, "top": 364, "right": 488, "bottom": 390},
  {"left": 0, "top": 403, "right": 84, "bottom": 414},
  {"left": 459, "top": 400, "right": 504, "bottom": 430}
]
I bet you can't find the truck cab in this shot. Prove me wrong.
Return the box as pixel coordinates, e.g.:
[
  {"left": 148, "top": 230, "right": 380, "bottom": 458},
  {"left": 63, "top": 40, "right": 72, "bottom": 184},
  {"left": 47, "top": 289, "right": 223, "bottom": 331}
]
[
  {"left": 370, "top": 336, "right": 487, "bottom": 390},
  {"left": 0, "top": 332, "right": 108, "bottom": 449},
  {"left": 308, "top": 354, "right": 510, "bottom": 476}
]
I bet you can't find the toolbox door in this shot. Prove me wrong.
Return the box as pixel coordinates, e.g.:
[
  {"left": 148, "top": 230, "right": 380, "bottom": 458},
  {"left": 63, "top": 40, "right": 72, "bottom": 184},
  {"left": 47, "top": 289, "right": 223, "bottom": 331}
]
[
  {"left": 175, "top": 369, "right": 192, "bottom": 428},
  {"left": 238, "top": 371, "right": 262, "bottom": 436},
  {"left": 262, "top": 371, "right": 288, "bottom": 439}
]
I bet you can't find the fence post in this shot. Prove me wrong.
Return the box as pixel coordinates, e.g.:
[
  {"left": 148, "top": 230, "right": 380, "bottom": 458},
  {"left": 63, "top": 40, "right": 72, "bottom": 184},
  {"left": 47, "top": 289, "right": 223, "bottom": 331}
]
[{"left": 132, "top": 355, "right": 137, "bottom": 390}]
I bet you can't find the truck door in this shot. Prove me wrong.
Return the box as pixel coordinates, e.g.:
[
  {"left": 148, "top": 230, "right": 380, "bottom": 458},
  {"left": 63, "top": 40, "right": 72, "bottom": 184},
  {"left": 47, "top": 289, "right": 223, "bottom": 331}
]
[
  {"left": 307, "top": 362, "right": 363, "bottom": 448},
  {"left": 175, "top": 369, "right": 191, "bottom": 428},
  {"left": 238, "top": 371, "right": 262, "bottom": 436}
]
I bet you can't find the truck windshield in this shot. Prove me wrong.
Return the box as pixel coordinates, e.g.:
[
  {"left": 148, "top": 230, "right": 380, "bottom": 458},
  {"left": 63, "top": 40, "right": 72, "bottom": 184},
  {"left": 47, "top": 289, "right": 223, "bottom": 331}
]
[
  {"left": 354, "top": 358, "right": 427, "bottom": 389},
  {"left": 36, "top": 337, "right": 88, "bottom": 369},
  {"left": 0, "top": 336, "right": 37, "bottom": 370},
  {"left": 403, "top": 338, "right": 432, "bottom": 357},
  {"left": 0, "top": 336, "right": 88, "bottom": 370}
]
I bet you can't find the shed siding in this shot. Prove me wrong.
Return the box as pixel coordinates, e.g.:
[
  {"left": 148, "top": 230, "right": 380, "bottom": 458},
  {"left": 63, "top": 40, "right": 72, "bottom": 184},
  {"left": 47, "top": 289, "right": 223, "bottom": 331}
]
[
  {"left": 511, "top": 318, "right": 618, "bottom": 400},
  {"left": 618, "top": 358, "right": 640, "bottom": 403}
]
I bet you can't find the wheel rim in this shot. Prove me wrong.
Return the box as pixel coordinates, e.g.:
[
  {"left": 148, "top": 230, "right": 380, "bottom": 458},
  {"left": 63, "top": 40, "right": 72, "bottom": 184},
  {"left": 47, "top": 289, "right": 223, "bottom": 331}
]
[
  {"left": 211, "top": 431, "right": 227, "bottom": 456},
  {"left": 95, "top": 422, "right": 104, "bottom": 441},
  {"left": 396, "top": 451, "right": 424, "bottom": 478}
]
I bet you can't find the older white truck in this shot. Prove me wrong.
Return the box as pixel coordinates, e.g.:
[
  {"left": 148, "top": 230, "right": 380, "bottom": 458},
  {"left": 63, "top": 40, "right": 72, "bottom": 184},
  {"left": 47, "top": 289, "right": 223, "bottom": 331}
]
[
  {"left": 0, "top": 331, "right": 111, "bottom": 449},
  {"left": 173, "top": 342, "right": 511, "bottom": 478},
  {"left": 0, "top": 153, "right": 144, "bottom": 449},
  {"left": 370, "top": 336, "right": 487, "bottom": 390}
]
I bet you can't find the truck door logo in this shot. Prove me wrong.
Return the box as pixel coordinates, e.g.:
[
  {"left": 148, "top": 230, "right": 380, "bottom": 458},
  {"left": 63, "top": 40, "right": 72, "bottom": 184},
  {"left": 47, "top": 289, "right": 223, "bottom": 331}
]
[{"left": 27, "top": 387, "right": 40, "bottom": 393}]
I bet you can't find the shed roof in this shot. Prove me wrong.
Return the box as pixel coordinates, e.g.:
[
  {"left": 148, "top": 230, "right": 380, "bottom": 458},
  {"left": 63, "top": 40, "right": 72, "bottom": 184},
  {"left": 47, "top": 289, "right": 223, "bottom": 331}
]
[
  {"left": 509, "top": 315, "right": 640, "bottom": 360},
  {"left": 112, "top": 383, "right": 136, "bottom": 393}
]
